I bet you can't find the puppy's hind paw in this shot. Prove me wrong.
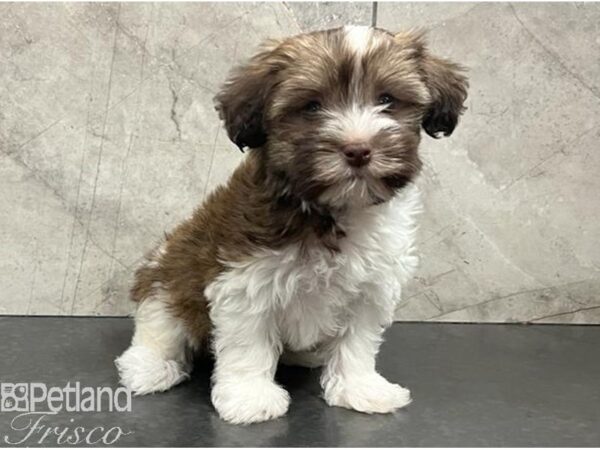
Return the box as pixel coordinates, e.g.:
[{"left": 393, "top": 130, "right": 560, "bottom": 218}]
[{"left": 115, "top": 345, "right": 189, "bottom": 395}]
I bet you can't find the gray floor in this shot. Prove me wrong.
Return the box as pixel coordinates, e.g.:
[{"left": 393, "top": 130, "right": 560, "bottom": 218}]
[{"left": 1, "top": 317, "right": 599, "bottom": 447}]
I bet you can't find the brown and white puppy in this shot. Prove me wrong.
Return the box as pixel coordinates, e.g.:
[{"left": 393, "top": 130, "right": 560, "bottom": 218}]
[{"left": 116, "top": 26, "right": 468, "bottom": 425}]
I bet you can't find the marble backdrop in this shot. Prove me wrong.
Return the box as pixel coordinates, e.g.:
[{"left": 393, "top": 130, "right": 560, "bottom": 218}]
[{"left": 1, "top": 3, "right": 598, "bottom": 323}]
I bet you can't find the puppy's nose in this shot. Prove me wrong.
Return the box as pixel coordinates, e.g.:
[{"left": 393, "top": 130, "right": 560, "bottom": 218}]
[{"left": 342, "top": 144, "right": 372, "bottom": 167}]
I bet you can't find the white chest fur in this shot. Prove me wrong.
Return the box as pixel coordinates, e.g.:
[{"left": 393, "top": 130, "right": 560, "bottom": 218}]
[{"left": 205, "top": 185, "right": 422, "bottom": 352}]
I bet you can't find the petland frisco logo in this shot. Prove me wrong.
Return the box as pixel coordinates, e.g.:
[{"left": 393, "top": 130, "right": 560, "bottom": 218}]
[
  {"left": 1, "top": 382, "right": 133, "bottom": 445},
  {"left": 1, "top": 382, "right": 131, "bottom": 413}
]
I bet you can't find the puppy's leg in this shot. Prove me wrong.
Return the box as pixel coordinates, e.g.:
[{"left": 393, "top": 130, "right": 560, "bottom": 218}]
[
  {"left": 321, "top": 301, "right": 411, "bottom": 414},
  {"left": 210, "top": 305, "right": 289, "bottom": 424},
  {"left": 115, "top": 291, "right": 190, "bottom": 395}
]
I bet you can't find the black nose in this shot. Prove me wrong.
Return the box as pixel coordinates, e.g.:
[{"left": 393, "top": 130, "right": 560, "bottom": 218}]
[{"left": 342, "top": 144, "right": 372, "bottom": 167}]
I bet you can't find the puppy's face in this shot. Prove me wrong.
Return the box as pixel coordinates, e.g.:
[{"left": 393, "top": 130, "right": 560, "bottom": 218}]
[{"left": 216, "top": 26, "right": 468, "bottom": 209}]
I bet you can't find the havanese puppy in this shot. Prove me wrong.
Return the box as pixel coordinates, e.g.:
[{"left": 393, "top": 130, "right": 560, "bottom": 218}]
[{"left": 116, "top": 25, "right": 468, "bottom": 424}]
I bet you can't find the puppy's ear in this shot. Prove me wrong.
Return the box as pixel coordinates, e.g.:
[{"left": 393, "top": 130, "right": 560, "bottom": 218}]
[
  {"left": 420, "top": 53, "right": 469, "bottom": 138},
  {"left": 214, "top": 40, "right": 282, "bottom": 151},
  {"left": 396, "top": 31, "right": 469, "bottom": 138}
]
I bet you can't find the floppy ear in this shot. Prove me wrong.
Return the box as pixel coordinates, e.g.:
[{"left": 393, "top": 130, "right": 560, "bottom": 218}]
[
  {"left": 395, "top": 31, "right": 469, "bottom": 138},
  {"left": 420, "top": 52, "right": 469, "bottom": 138},
  {"left": 214, "top": 40, "right": 282, "bottom": 151}
]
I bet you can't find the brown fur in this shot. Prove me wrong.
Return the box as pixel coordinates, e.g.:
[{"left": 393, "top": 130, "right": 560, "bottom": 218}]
[
  {"left": 129, "top": 27, "right": 468, "bottom": 349},
  {"left": 130, "top": 153, "right": 348, "bottom": 348}
]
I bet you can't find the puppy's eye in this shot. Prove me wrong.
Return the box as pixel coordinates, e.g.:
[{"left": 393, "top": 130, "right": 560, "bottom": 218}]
[
  {"left": 377, "top": 94, "right": 395, "bottom": 106},
  {"left": 303, "top": 101, "right": 322, "bottom": 113}
]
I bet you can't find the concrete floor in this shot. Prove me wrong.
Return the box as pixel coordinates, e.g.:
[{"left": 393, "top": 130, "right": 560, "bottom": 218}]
[{"left": 1, "top": 317, "right": 599, "bottom": 446}]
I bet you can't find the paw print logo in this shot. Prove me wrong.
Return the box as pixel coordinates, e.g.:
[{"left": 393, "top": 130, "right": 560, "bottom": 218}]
[{"left": 1, "top": 383, "right": 29, "bottom": 412}]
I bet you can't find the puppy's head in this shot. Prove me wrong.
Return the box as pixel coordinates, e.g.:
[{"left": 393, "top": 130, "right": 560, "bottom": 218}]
[{"left": 215, "top": 26, "right": 468, "bottom": 209}]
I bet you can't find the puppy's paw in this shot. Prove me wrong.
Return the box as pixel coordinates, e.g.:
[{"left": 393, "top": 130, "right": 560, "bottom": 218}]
[
  {"left": 212, "top": 378, "right": 290, "bottom": 424},
  {"left": 115, "top": 345, "right": 189, "bottom": 395},
  {"left": 323, "top": 372, "right": 411, "bottom": 414}
]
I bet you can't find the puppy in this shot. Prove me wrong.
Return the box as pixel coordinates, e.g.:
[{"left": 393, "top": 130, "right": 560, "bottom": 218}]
[{"left": 116, "top": 25, "right": 468, "bottom": 424}]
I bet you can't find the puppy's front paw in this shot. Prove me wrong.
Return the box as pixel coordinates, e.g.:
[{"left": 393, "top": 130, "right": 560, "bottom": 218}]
[
  {"left": 323, "top": 372, "right": 411, "bottom": 414},
  {"left": 211, "top": 378, "right": 290, "bottom": 424}
]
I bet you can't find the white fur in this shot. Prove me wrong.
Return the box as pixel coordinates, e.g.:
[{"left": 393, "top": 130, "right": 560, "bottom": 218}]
[
  {"left": 318, "top": 105, "right": 401, "bottom": 198},
  {"left": 317, "top": 178, "right": 375, "bottom": 212},
  {"left": 344, "top": 25, "right": 372, "bottom": 58},
  {"left": 116, "top": 290, "right": 191, "bottom": 395},
  {"left": 205, "top": 185, "right": 422, "bottom": 423},
  {"left": 322, "top": 104, "right": 400, "bottom": 144},
  {"left": 344, "top": 25, "right": 383, "bottom": 99}
]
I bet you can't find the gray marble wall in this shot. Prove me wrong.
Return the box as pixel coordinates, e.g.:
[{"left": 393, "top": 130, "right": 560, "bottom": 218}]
[{"left": 1, "top": 3, "right": 598, "bottom": 323}]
